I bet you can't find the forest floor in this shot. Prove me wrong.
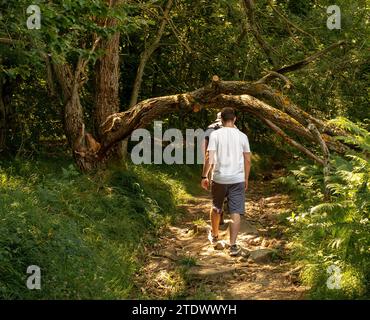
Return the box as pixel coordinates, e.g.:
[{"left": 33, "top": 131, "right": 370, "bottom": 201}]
[{"left": 135, "top": 172, "right": 308, "bottom": 300}]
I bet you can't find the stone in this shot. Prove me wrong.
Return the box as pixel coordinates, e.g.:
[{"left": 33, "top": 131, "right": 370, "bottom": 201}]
[
  {"left": 261, "top": 239, "right": 270, "bottom": 247},
  {"left": 240, "top": 220, "right": 259, "bottom": 235},
  {"left": 252, "top": 237, "right": 262, "bottom": 245},
  {"left": 248, "top": 248, "right": 275, "bottom": 263},
  {"left": 188, "top": 266, "right": 236, "bottom": 278}
]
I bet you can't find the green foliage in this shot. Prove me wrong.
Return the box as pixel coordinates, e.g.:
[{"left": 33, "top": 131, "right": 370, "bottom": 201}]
[
  {"left": 0, "top": 0, "right": 369, "bottom": 300},
  {"left": 329, "top": 117, "right": 370, "bottom": 152},
  {"left": 1, "top": 0, "right": 368, "bottom": 152},
  {"left": 0, "top": 157, "right": 195, "bottom": 299},
  {"left": 278, "top": 118, "right": 369, "bottom": 299}
]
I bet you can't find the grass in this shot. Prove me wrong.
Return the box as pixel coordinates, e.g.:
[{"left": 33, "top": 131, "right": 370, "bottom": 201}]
[{"left": 0, "top": 156, "right": 202, "bottom": 299}]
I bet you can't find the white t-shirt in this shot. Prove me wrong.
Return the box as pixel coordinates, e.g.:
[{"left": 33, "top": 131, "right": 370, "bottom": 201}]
[{"left": 207, "top": 127, "right": 251, "bottom": 184}]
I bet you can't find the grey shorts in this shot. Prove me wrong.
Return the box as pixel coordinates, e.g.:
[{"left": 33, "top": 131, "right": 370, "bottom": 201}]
[{"left": 211, "top": 181, "right": 245, "bottom": 215}]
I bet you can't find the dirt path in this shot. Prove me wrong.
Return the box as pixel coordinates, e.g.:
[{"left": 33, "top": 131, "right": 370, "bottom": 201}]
[{"left": 135, "top": 177, "right": 308, "bottom": 300}]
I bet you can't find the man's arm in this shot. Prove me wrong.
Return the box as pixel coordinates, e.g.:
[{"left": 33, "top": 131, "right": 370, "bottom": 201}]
[
  {"left": 201, "top": 150, "right": 214, "bottom": 190},
  {"left": 202, "top": 131, "right": 217, "bottom": 190},
  {"left": 244, "top": 152, "right": 251, "bottom": 191}
]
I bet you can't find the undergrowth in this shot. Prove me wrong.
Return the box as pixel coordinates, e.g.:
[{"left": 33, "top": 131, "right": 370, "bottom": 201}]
[
  {"left": 0, "top": 157, "right": 200, "bottom": 299},
  {"left": 277, "top": 118, "right": 369, "bottom": 299}
]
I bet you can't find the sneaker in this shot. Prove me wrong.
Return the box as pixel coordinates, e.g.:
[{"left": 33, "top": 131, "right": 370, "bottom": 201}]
[
  {"left": 208, "top": 233, "right": 224, "bottom": 250},
  {"left": 208, "top": 231, "right": 219, "bottom": 245},
  {"left": 229, "top": 244, "right": 241, "bottom": 256},
  {"left": 211, "top": 235, "right": 219, "bottom": 244}
]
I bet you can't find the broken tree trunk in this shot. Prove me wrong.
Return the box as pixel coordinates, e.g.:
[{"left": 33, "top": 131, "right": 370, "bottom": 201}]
[{"left": 263, "top": 119, "right": 325, "bottom": 166}]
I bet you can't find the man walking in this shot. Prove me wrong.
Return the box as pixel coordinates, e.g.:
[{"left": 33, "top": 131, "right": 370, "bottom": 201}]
[
  {"left": 203, "top": 112, "right": 225, "bottom": 225},
  {"left": 201, "top": 107, "right": 251, "bottom": 256}
]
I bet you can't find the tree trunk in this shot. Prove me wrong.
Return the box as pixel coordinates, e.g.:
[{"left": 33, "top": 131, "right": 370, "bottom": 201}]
[
  {"left": 53, "top": 62, "right": 103, "bottom": 171},
  {"left": 94, "top": 30, "right": 126, "bottom": 161},
  {"left": 0, "top": 75, "right": 15, "bottom": 153},
  {"left": 52, "top": 0, "right": 125, "bottom": 170}
]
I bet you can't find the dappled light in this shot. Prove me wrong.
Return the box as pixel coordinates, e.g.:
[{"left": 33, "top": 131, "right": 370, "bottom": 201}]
[{"left": 0, "top": 0, "right": 368, "bottom": 303}]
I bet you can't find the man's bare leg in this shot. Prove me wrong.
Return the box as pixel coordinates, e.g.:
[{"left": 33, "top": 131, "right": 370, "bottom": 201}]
[
  {"left": 210, "top": 207, "right": 221, "bottom": 238},
  {"left": 229, "top": 213, "right": 241, "bottom": 246}
]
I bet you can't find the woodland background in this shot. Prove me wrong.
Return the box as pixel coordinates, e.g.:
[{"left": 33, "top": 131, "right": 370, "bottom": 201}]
[{"left": 0, "top": 0, "right": 369, "bottom": 299}]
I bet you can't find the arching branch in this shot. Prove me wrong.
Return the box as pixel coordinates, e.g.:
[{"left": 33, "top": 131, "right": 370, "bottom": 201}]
[{"left": 99, "top": 78, "right": 351, "bottom": 164}]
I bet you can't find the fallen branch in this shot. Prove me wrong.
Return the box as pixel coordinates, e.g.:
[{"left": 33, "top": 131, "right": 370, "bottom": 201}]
[
  {"left": 99, "top": 77, "right": 350, "bottom": 159},
  {"left": 259, "top": 40, "right": 346, "bottom": 83},
  {"left": 280, "top": 40, "right": 345, "bottom": 73},
  {"left": 264, "top": 119, "right": 325, "bottom": 166}
]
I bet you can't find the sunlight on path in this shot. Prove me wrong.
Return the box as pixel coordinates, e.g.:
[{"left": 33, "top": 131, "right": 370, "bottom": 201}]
[{"left": 135, "top": 177, "right": 308, "bottom": 300}]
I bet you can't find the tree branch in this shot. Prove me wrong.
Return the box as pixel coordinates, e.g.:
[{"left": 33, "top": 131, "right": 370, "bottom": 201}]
[
  {"left": 129, "top": 0, "right": 174, "bottom": 107},
  {"left": 259, "top": 40, "right": 346, "bottom": 83},
  {"left": 268, "top": 0, "right": 316, "bottom": 41},
  {"left": 255, "top": 71, "right": 293, "bottom": 89},
  {"left": 99, "top": 78, "right": 350, "bottom": 157},
  {"left": 241, "top": 0, "right": 278, "bottom": 67},
  {"left": 263, "top": 119, "right": 325, "bottom": 166}
]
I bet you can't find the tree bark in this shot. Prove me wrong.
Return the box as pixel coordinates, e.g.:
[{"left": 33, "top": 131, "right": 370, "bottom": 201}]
[
  {"left": 94, "top": 30, "right": 126, "bottom": 161},
  {"left": 94, "top": 34, "right": 120, "bottom": 138},
  {"left": 93, "top": 0, "right": 128, "bottom": 161}
]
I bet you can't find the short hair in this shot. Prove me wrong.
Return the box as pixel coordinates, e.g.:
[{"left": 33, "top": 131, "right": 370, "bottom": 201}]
[{"left": 221, "top": 107, "right": 236, "bottom": 122}]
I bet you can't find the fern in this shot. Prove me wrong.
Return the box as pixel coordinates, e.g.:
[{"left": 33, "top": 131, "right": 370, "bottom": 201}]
[{"left": 287, "top": 117, "right": 370, "bottom": 299}]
